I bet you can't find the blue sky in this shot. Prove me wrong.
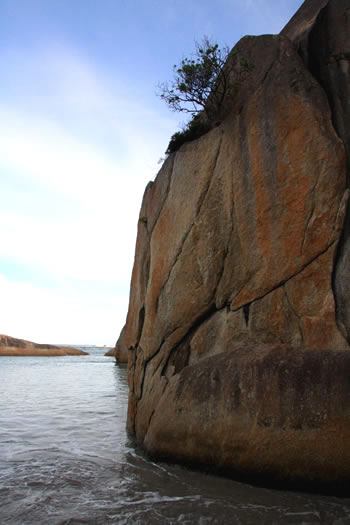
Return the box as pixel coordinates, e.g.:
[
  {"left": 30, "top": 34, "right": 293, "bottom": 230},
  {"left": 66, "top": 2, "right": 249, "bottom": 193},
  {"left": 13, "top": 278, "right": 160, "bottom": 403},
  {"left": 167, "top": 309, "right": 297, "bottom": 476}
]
[{"left": 0, "top": 0, "right": 304, "bottom": 345}]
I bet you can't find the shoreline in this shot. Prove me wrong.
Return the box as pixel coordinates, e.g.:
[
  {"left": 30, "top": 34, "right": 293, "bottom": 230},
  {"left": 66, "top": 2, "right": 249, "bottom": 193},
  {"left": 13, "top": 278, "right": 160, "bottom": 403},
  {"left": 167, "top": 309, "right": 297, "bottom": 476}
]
[
  {"left": 0, "top": 334, "right": 89, "bottom": 356},
  {"left": 0, "top": 347, "right": 88, "bottom": 356}
]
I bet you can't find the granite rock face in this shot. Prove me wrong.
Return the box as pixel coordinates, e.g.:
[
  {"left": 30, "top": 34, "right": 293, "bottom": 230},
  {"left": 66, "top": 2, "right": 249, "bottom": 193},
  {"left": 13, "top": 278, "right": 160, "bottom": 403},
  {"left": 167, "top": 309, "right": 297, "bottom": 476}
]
[
  {"left": 105, "top": 326, "right": 128, "bottom": 362},
  {"left": 120, "top": 0, "right": 350, "bottom": 486},
  {"left": 144, "top": 345, "right": 350, "bottom": 486}
]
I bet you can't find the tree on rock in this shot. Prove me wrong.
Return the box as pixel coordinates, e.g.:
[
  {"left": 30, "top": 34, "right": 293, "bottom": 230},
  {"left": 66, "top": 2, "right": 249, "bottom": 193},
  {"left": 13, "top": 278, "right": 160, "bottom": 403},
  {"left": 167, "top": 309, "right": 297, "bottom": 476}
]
[
  {"left": 157, "top": 36, "right": 230, "bottom": 118},
  {"left": 158, "top": 36, "right": 252, "bottom": 153}
]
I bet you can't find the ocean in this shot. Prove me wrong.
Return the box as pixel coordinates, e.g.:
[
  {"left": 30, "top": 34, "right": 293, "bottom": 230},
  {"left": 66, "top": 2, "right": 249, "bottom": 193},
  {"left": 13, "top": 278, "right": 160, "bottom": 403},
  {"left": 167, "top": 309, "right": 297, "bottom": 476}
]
[{"left": 1, "top": 346, "right": 350, "bottom": 524}]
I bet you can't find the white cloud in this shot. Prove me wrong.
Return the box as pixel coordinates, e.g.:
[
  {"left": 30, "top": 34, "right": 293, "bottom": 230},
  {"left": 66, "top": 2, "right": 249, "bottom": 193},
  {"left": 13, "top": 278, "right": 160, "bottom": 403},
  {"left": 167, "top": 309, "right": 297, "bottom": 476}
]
[
  {"left": 0, "top": 44, "right": 177, "bottom": 343},
  {"left": 0, "top": 274, "right": 127, "bottom": 345}
]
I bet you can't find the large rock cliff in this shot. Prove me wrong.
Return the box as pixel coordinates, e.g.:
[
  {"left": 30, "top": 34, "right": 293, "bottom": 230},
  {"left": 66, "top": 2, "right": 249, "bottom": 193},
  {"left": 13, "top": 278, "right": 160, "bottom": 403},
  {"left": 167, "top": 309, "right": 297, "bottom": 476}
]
[{"left": 119, "top": 0, "right": 350, "bottom": 487}]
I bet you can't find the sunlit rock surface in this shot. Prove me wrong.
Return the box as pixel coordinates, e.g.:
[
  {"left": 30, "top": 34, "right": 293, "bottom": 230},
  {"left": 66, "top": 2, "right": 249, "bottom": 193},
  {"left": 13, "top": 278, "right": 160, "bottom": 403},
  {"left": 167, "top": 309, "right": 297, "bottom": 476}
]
[{"left": 119, "top": 0, "right": 350, "bottom": 486}]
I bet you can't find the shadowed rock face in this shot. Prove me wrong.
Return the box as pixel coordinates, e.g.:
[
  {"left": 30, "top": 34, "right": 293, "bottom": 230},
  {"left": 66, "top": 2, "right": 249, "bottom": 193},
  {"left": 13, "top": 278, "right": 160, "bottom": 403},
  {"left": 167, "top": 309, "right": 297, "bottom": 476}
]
[
  {"left": 282, "top": 0, "right": 350, "bottom": 342},
  {"left": 119, "top": 0, "right": 350, "bottom": 486},
  {"left": 281, "top": 0, "right": 329, "bottom": 50},
  {"left": 307, "top": 0, "right": 350, "bottom": 342},
  {"left": 144, "top": 345, "right": 350, "bottom": 486}
]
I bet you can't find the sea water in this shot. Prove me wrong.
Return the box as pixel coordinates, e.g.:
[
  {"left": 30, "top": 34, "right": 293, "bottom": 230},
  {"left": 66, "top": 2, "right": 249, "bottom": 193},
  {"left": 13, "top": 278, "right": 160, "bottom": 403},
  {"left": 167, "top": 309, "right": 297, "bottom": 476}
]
[{"left": 1, "top": 347, "right": 350, "bottom": 524}]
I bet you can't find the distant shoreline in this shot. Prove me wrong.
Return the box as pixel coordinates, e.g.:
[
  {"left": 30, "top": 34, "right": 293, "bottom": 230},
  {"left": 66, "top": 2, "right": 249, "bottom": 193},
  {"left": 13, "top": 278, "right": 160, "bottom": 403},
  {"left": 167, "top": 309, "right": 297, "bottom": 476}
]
[{"left": 0, "top": 334, "right": 88, "bottom": 356}]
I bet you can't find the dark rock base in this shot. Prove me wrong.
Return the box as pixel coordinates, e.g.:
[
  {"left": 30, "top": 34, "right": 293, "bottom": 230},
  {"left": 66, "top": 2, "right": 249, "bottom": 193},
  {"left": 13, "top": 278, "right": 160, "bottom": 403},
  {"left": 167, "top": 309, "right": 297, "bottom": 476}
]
[{"left": 140, "top": 345, "right": 350, "bottom": 490}]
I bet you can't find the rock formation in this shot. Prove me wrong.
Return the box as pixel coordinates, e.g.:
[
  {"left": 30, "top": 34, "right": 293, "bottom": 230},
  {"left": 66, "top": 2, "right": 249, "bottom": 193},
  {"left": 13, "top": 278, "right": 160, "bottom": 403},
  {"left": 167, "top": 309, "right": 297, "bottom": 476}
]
[
  {"left": 104, "top": 347, "right": 116, "bottom": 356},
  {"left": 118, "top": 0, "right": 350, "bottom": 488},
  {"left": 104, "top": 327, "right": 128, "bottom": 362},
  {"left": 0, "top": 334, "right": 88, "bottom": 356}
]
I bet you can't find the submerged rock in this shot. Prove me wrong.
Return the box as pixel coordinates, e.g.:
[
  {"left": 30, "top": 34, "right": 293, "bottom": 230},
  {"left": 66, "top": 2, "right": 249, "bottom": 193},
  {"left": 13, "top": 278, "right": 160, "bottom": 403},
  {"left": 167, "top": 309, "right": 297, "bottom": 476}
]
[
  {"left": 118, "top": 0, "right": 350, "bottom": 487},
  {"left": 0, "top": 334, "right": 88, "bottom": 356}
]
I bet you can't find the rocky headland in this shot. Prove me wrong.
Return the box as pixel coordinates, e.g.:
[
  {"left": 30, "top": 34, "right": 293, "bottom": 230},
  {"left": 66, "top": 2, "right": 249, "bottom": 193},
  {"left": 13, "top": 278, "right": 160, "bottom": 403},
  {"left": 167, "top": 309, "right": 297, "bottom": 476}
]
[
  {"left": 105, "top": 326, "right": 128, "bottom": 361},
  {"left": 0, "top": 335, "right": 88, "bottom": 356},
  {"left": 117, "top": 0, "right": 350, "bottom": 488}
]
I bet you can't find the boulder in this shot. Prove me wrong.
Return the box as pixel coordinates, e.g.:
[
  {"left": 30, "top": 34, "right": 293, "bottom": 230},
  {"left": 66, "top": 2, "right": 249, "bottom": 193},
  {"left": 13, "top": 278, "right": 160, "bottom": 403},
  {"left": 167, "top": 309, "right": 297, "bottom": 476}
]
[
  {"left": 120, "top": 0, "right": 350, "bottom": 486},
  {"left": 107, "top": 326, "right": 128, "bottom": 363},
  {"left": 144, "top": 345, "right": 350, "bottom": 488},
  {"left": 0, "top": 334, "right": 88, "bottom": 356},
  {"left": 104, "top": 347, "right": 116, "bottom": 356}
]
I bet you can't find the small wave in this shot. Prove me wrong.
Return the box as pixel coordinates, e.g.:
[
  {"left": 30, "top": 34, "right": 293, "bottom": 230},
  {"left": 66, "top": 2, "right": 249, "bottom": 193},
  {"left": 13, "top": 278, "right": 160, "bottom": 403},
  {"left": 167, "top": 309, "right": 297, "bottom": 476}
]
[{"left": 1, "top": 355, "right": 350, "bottom": 524}]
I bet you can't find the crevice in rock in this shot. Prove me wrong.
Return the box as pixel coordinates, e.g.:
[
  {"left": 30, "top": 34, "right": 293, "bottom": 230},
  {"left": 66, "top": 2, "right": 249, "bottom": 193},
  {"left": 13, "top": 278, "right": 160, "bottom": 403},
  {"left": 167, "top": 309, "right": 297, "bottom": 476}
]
[
  {"left": 162, "top": 339, "right": 191, "bottom": 380},
  {"left": 135, "top": 345, "right": 146, "bottom": 400},
  {"left": 156, "top": 136, "right": 223, "bottom": 312},
  {"left": 143, "top": 250, "right": 151, "bottom": 297},
  {"left": 161, "top": 303, "right": 218, "bottom": 379},
  {"left": 147, "top": 409, "right": 155, "bottom": 429},
  {"left": 135, "top": 326, "right": 177, "bottom": 405},
  {"left": 133, "top": 325, "right": 183, "bottom": 420},
  {"left": 307, "top": 9, "right": 349, "bottom": 168},
  {"left": 144, "top": 378, "right": 170, "bottom": 436},
  {"left": 151, "top": 217, "right": 229, "bottom": 377},
  {"left": 330, "top": 174, "right": 350, "bottom": 341},
  {"left": 137, "top": 306, "right": 145, "bottom": 344},
  {"left": 301, "top": 179, "right": 318, "bottom": 255},
  {"left": 332, "top": 199, "right": 350, "bottom": 343},
  {"left": 215, "top": 186, "right": 241, "bottom": 308},
  {"left": 141, "top": 321, "right": 185, "bottom": 386},
  {"left": 148, "top": 154, "right": 175, "bottom": 236},
  {"left": 232, "top": 240, "right": 337, "bottom": 313},
  {"left": 304, "top": 4, "right": 350, "bottom": 342},
  {"left": 135, "top": 238, "right": 338, "bottom": 422},
  {"left": 243, "top": 303, "right": 250, "bottom": 326},
  {"left": 328, "top": 190, "right": 349, "bottom": 246},
  {"left": 283, "top": 285, "right": 304, "bottom": 343},
  {"left": 215, "top": 242, "right": 231, "bottom": 309}
]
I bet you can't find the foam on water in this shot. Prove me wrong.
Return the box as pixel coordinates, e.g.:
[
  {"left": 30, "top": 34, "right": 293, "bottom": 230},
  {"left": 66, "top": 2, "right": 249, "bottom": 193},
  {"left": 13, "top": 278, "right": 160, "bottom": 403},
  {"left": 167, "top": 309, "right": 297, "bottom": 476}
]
[{"left": 1, "top": 348, "right": 350, "bottom": 524}]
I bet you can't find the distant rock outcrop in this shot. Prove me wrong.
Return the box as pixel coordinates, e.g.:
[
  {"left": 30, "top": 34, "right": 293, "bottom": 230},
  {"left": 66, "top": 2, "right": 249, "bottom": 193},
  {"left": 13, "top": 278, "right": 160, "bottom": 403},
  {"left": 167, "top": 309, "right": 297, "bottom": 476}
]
[
  {"left": 104, "top": 347, "right": 116, "bottom": 356},
  {"left": 0, "top": 335, "right": 88, "bottom": 356},
  {"left": 118, "top": 0, "right": 350, "bottom": 488},
  {"left": 104, "top": 327, "right": 128, "bottom": 362}
]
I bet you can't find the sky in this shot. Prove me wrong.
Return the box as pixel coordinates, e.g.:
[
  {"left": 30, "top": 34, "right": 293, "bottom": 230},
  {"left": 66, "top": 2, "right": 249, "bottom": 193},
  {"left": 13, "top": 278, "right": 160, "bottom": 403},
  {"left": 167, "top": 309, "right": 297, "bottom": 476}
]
[{"left": 0, "top": 0, "right": 304, "bottom": 345}]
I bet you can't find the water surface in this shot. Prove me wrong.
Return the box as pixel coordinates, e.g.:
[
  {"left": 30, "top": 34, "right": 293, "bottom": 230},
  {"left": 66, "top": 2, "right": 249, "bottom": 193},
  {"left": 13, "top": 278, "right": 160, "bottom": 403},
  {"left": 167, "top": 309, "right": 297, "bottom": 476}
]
[{"left": 1, "top": 347, "right": 350, "bottom": 524}]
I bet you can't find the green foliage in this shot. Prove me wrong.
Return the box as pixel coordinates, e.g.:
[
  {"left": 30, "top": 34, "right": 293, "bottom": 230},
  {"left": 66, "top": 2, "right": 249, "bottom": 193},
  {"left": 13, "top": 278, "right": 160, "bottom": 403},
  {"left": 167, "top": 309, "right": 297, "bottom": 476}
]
[
  {"left": 138, "top": 216, "right": 147, "bottom": 225},
  {"left": 159, "top": 36, "right": 254, "bottom": 154},
  {"left": 166, "top": 114, "right": 211, "bottom": 154},
  {"left": 158, "top": 36, "right": 230, "bottom": 116}
]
